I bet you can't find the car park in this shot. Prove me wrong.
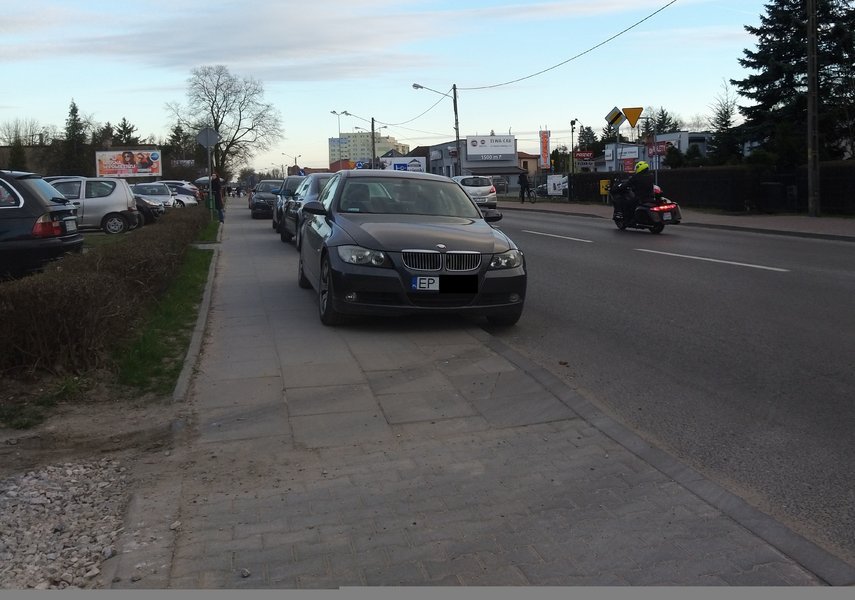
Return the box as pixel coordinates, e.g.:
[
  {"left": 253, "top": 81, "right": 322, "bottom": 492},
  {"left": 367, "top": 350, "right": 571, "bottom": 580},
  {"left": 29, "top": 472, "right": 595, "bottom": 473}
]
[
  {"left": 451, "top": 175, "right": 498, "bottom": 209},
  {"left": 130, "top": 182, "right": 177, "bottom": 211},
  {"left": 272, "top": 175, "right": 306, "bottom": 232},
  {"left": 50, "top": 176, "right": 139, "bottom": 234},
  {"left": 298, "top": 170, "right": 526, "bottom": 326},
  {"left": 250, "top": 179, "right": 283, "bottom": 218},
  {"left": 0, "top": 171, "right": 83, "bottom": 276},
  {"left": 279, "top": 172, "right": 333, "bottom": 248}
]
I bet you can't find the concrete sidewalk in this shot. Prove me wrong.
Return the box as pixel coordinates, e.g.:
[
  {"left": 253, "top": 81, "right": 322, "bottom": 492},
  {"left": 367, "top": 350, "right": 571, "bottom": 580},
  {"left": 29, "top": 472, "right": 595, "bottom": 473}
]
[{"left": 106, "top": 198, "right": 855, "bottom": 588}]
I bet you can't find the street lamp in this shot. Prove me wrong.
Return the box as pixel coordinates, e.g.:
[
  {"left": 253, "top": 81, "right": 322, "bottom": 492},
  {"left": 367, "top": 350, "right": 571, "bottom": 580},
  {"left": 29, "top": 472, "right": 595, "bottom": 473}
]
[
  {"left": 412, "top": 83, "right": 461, "bottom": 176},
  {"left": 282, "top": 153, "right": 301, "bottom": 174},
  {"left": 355, "top": 123, "right": 387, "bottom": 168},
  {"left": 330, "top": 110, "right": 349, "bottom": 169}
]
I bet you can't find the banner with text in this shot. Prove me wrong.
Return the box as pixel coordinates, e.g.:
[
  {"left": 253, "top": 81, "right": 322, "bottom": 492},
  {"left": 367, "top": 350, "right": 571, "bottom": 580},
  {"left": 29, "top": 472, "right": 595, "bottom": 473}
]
[{"left": 466, "top": 135, "right": 516, "bottom": 161}]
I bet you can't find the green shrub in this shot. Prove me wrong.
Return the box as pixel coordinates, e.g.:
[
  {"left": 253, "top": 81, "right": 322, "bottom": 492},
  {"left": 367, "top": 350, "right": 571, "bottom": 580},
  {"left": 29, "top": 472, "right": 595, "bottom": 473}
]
[{"left": 0, "top": 207, "right": 211, "bottom": 375}]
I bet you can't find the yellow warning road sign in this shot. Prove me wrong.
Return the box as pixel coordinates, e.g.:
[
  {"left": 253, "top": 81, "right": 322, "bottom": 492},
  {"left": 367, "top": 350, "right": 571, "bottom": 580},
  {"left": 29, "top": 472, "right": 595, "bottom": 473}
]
[{"left": 622, "top": 107, "right": 644, "bottom": 128}]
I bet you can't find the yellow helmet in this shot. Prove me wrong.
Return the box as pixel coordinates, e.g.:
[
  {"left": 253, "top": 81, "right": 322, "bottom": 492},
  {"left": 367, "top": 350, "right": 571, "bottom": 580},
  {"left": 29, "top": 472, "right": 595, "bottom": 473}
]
[{"left": 635, "top": 161, "right": 650, "bottom": 174}]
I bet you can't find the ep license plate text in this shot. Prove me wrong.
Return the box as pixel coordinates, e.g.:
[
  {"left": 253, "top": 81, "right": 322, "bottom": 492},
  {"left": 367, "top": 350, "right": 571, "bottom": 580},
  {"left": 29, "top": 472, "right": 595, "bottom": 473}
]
[{"left": 411, "top": 276, "right": 439, "bottom": 291}]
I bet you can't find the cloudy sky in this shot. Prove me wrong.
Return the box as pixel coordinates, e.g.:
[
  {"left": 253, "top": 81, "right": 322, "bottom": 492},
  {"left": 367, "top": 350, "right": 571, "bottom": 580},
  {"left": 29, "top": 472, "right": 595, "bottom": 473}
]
[{"left": 1, "top": 0, "right": 765, "bottom": 171}]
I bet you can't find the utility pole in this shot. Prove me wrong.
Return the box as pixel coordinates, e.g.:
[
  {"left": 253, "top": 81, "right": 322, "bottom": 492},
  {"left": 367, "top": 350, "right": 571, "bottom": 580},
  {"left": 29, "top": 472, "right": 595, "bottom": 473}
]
[
  {"left": 806, "top": 0, "right": 820, "bottom": 216},
  {"left": 371, "top": 118, "right": 376, "bottom": 169},
  {"left": 452, "top": 84, "right": 461, "bottom": 177}
]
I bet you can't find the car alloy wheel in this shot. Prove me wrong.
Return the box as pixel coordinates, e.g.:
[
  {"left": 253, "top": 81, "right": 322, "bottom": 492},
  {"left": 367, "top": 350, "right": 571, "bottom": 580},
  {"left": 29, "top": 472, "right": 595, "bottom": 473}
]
[
  {"left": 318, "top": 255, "right": 344, "bottom": 325},
  {"left": 102, "top": 213, "right": 128, "bottom": 234}
]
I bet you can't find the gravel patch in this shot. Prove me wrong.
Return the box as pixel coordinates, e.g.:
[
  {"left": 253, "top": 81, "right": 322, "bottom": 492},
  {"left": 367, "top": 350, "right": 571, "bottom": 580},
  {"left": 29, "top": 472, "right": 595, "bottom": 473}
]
[{"left": 0, "top": 458, "right": 129, "bottom": 589}]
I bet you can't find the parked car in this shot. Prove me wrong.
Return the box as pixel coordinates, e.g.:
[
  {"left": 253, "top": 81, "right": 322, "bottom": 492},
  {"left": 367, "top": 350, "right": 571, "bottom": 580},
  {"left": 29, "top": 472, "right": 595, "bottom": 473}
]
[
  {"left": 135, "top": 194, "right": 165, "bottom": 225},
  {"left": 250, "top": 179, "right": 283, "bottom": 219},
  {"left": 50, "top": 177, "right": 139, "bottom": 234},
  {"left": 279, "top": 173, "right": 333, "bottom": 248},
  {"left": 298, "top": 170, "right": 526, "bottom": 326},
  {"left": 451, "top": 175, "right": 498, "bottom": 209},
  {"left": 272, "top": 175, "right": 308, "bottom": 234},
  {"left": 162, "top": 180, "right": 201, "bottom": 203},
  {"left": 490, "top": 176, "right": 508, "bottom": 193},
  {"left": 129, "top": 182, "right": 176, "bottom": 211},
  {"left": 0, "top": 171, "right": 83, "bottom": 276}
]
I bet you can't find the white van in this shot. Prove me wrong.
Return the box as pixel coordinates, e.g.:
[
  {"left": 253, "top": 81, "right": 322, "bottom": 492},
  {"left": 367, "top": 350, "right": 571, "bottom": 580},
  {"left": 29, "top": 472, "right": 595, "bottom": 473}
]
[{"left": 50, "top": 177, "right": 139, "bottom": 234}]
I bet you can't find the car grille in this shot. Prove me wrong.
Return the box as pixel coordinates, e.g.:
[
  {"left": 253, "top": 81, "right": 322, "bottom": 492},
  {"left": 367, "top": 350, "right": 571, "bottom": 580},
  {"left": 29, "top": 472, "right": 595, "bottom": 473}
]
[{"left": 402, "top": 251, "right": 481, "bottom": 272}]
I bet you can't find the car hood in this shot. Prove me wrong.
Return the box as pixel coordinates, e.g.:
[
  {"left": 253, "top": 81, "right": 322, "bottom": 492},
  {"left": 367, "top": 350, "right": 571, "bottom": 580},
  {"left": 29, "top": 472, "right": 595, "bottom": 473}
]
[{"left": 335, "top": 215, "right": 513, "bottom": 254}]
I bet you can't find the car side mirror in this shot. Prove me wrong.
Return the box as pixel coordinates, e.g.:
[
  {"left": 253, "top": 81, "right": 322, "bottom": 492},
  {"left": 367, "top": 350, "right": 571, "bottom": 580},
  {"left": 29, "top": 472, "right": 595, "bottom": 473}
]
[
  {"left": 302, "top": 200, "right": 327, "bottom": 216},
  {"left": 482, "top": 209, "right": 503, "bottom": 222}
]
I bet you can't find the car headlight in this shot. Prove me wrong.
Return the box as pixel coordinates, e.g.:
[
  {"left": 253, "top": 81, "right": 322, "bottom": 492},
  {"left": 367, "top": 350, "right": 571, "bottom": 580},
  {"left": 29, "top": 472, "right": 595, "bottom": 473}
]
[
  {"left": 489, "top": 249, "right": 523, "bottom": 270},
  {"left": 337, "top": 245, "right": 389, "bottom": 267}
]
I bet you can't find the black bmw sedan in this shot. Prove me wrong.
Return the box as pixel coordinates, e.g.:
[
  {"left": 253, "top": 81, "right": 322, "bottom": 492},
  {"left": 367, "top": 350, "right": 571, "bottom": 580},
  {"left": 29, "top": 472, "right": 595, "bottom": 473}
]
[{"left": 297, "top": 170, "right": 526, "bottom": 326}]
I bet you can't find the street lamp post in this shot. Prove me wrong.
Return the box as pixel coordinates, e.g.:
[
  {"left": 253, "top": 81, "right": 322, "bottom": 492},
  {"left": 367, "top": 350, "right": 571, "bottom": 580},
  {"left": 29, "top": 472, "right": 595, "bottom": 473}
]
[
  {"left": 330, "top": 110, "right": 349, "bottom": 170},
  {"left": 282, "top": 153, "right": 301, "bottom": 175},
  {"left": 412, "top": 83, "right": 461, "bottom": 176},
  {"left": 570, "top": 119, "right": 577, "bottom": 202},
  {"left": 355, "top": 124, "right": 387, "bottom": 168}
]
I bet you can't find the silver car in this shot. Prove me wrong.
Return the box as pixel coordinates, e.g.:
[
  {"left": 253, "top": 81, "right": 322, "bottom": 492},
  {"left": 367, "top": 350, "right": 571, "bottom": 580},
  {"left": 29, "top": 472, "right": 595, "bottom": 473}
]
[
  {"left": 130, "top": 182, "right": 176, "bottom": 211},
  {"left": 451, "top": 175, "right": 498, "bottom": 209}
]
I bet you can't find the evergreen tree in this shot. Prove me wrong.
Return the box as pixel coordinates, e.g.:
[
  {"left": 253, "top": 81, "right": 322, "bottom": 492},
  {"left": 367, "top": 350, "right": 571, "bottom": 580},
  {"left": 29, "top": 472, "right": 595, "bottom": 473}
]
[
  {"left": 576, "top": 126, "right": 596, "bottom": 150},
  {"left": 707, "top": 82, "right": 743, "bottom": 165},
  {"left": 59, "top": 100, "right": 92, "bottom": 176},
  {"left": 731, "top": 0, "right": 855, "bottom": 164},
  {"left": 8, "top": 136, "right": 27, "bottom": 171},
  {"left": 114, "top": 118, "right": 140, "bottom": 146}
]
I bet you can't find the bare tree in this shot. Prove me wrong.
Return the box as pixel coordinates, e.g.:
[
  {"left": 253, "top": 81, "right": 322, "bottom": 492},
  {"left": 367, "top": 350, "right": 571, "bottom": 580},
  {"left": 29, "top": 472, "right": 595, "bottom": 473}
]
[
  {"left": 167, "top": 65, "right": 283, "bottom": 178},
  {"left": 0, "top": 118, "right": 50, "bottom": 145}
]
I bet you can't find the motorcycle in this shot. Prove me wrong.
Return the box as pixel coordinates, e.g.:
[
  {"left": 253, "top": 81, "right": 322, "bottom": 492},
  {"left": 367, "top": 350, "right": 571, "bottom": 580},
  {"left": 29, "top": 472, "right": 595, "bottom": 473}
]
[{"left": 608, "top": 180, "right": 682, "bottom": 234}]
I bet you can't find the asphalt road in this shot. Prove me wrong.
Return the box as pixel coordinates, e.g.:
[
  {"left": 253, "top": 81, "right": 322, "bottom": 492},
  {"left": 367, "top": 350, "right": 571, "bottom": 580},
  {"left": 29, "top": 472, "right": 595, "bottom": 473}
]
[{"left": 487, "top": 210, "right": 855, "bottom": 563}]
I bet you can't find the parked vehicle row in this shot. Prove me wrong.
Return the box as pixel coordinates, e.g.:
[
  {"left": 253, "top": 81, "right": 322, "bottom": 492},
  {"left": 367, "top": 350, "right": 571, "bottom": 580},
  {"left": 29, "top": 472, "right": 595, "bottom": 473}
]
[
  {"left": 271, "top": 176, "right": 306, "bottom": 231},
  {"left": 0, "top": 171, "right": 84, "bottom": 277},
  {"left": 50, "top": 177, "right": 139, "bottom": 234}
]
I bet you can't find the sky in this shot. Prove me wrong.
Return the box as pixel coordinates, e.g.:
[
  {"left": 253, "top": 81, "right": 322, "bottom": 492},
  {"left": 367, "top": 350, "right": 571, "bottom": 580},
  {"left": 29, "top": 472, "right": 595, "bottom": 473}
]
[{"left": 1, "top": 0, "right": 766, "bottom": 173}]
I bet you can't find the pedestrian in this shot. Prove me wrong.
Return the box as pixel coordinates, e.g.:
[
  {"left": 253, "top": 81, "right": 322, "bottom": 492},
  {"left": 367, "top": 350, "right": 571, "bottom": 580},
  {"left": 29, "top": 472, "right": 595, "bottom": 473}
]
[
  {"left": 211, "top": 171, "right": 224, "bottom": 223},
  {"left": 518, "top": 172, "right": 531, "bottom": 203}
]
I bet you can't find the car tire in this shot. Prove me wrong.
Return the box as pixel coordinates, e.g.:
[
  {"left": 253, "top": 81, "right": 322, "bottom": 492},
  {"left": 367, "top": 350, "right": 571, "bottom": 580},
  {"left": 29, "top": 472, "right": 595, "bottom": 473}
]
[
  {"left": 174, "top": 200, "right": 185, "bottom": 208},
  {"left": 298, "top": 255, "right": 311, "bottom": 289},
  {"left": 279, "top": 220, "right": 293, "bottom": 243},
  {"left": 318, "top": 254, "right": 345, "bottom": 326},
  {"left": 102, "top": 213, "right": 128, "bottom": 234},
  {"left": 295, "top": 225, "right": 302, "bottom": 251},
  {"left": 486, "top": 307, "right": 523, "bottom": 327}
]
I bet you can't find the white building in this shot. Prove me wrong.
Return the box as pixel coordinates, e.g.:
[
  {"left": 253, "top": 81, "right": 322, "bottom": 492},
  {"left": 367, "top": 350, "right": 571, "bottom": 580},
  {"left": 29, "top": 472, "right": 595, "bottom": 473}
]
[{"left": 328, "top": 132, "right": 409, "bottom": 167}]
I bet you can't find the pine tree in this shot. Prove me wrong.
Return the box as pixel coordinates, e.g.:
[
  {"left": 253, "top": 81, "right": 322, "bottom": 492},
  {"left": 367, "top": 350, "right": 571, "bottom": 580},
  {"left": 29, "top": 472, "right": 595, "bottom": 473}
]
[
  {"left": 114, "top": 118, "right": 139, "bottom": 145},
  {"left": 60, "top": 100, "right": 92, "bottom": 176},
  {"left": 707, "top": 82, "right": 743, "bottom": 165},
  {"left": 731, "top": 0, "right": 855, "bottom": 164}
]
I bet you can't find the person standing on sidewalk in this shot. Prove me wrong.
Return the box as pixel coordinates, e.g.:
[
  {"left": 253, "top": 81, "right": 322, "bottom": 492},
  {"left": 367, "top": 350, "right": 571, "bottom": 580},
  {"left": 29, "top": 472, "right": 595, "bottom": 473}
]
[
  {"left": 211, "top": 171, "right": 224, "bottom": 223},
  {"left": 518, "top": 172, "right": 531, "bottom": 203}
]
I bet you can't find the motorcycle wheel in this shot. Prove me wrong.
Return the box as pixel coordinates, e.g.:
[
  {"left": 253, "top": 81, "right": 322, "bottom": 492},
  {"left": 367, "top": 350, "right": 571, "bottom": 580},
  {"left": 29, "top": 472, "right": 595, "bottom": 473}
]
[
  {"left": 650, "top": 222, "right": 665, "bottom": 234},
  {"left": 614, "top": 217, "right": 627, "bottom": 231}
]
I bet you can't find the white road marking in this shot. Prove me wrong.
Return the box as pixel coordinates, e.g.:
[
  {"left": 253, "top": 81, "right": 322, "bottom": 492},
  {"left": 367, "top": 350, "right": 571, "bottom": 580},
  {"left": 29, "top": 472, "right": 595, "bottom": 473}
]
[
  {"left": 522, "top": 230, "right": 594, "bottom": 244},
  {"left": 635, "top": 249, "right": 790, "bottom": 272}
]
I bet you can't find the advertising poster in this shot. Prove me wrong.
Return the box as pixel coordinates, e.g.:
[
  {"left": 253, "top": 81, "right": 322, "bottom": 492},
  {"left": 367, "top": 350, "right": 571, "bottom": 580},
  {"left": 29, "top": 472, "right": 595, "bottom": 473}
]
[
  {"left": 96, "top": 149, "right": 162, "bottom": 177},
  {"left": 466, "top": 136, "right": 516, "bottom": 161},
  {"left": 380, "top": 157, "right": 426, "bottom": 172},
  {"left": 539, "top": 130, "right": 550, "bottom": 168}
]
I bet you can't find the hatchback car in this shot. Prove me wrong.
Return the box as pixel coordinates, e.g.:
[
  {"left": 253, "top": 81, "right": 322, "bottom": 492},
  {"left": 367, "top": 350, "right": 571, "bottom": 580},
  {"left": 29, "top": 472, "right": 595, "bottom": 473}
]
[
  {"left": 51, "top": 177, "right": 139, "bottom": 234},
  {"left": 298, "top": 170, "right": 526, "bottom": 326},
  {"left": 272, "top": 175, "right": 306, "bottom": 232},
  {"left": 130, "top": 182, "right": 177, "bottom": 211},
  {"left": 279, "top": 172, "right": 333, "bottom": 247},
  {"left": 0, "top": 171, "right": 83, "bottom": 276},
  {"left": 451, "top": 175, "right": 498, "bottom": 209},
  {"left": 250, "top": 179, "right": 283, "bottom": 218}
]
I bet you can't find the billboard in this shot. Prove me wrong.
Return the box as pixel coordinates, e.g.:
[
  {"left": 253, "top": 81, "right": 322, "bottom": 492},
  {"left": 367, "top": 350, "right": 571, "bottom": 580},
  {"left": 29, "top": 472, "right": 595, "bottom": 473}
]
[
  {"left": 96, "top": 149, "right": 162, "bottom": 178},
  {"left": 380, "top": 157, "right": 426, "bottom": 172},
  {"left": 539, "top": 130, "right": 550, "bottom": 168},
  {"left": 466, "top": 135, "right": 515, "bottom": 161}
]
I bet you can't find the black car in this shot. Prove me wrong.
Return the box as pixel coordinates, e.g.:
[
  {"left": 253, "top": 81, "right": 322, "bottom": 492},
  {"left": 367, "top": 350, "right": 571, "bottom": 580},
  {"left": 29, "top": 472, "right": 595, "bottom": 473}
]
[
  {"left": 0, "top": 171, "right": 83, "bottom": 277},
  {"left": 298, "top": 170, "right": 526, "bottom": 326},
  {"left": 134, "top": 194, "right": 164, "bottom": 225},
  {"left": 272, "top": 175, "right": 306, "bottom": 232},
  {"left": 250, "top": 179, "right": 283, "bottom": 219},
  {"left": 279, "top": 172, "right": 333, "bottom": 247}
]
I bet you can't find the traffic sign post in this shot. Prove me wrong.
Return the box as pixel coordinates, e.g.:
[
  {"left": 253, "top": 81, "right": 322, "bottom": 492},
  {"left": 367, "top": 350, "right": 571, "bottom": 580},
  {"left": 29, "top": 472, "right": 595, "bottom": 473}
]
[
  {"left": 196, "top": 127, "right": 221, "bottom": 218},
  {"left": 605, "top": 107, "right": 626, "bottom": 173}
]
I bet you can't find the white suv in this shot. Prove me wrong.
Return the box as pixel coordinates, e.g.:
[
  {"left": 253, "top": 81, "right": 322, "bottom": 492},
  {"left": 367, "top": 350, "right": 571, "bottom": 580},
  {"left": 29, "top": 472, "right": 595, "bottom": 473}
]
[{"left": 50, "top": 177, "right": 139, "bottom": 234}]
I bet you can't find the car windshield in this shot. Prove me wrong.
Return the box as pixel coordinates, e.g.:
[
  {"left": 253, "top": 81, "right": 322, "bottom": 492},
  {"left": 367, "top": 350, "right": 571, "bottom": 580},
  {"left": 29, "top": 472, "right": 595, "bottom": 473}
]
[
  {"left": 257, "top": 182, "right": 279, "bottom": 193},
  {"left": 336, "top": 177, "right": 481, "bottom": 218},
  {"left": 284, "top": 178, "right": 304, "bottom": 193}
]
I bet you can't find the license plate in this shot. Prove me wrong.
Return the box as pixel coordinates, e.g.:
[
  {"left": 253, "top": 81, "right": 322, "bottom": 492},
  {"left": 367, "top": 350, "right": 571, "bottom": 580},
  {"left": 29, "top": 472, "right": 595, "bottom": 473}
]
[
  {"left": 65, "top": 219, "right": 77, "bottom": 232},
  {"left": 411, "top": 276, "right": 439, "bottom": 291},
  {"left": 663, "top": 212, "right": 672, "bottom": 221}
]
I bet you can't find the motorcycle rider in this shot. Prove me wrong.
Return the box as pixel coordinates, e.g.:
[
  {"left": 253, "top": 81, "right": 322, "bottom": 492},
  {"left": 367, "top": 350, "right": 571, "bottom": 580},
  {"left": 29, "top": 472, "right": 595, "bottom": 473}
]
[{"left": 621, "top": 160, "right": 654, "bottom": 222}]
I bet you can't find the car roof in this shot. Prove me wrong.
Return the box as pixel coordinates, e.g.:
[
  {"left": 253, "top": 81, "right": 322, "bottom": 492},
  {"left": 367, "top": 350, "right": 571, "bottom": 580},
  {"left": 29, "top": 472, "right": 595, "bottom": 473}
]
[{"left": 339, "top": 170, "right": 447, "bottom": 183}]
